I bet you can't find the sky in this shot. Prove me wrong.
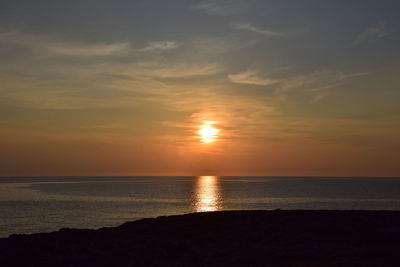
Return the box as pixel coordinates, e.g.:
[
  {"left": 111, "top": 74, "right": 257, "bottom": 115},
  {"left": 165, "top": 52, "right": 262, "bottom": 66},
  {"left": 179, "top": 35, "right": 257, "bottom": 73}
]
[{"left": 0, "top": 0, "right": 399, "bottom": 176}]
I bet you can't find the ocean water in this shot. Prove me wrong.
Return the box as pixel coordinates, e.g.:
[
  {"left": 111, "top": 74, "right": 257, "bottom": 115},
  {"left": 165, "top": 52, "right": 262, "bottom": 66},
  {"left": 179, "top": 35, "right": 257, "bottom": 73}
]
[{"left": 0, "top": 176, "right": 399, "bottom": 237}]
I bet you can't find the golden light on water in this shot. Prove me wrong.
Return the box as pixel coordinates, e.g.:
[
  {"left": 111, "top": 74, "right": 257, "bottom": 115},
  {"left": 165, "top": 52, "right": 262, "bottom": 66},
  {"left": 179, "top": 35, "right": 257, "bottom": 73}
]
[
  {"left": 193, "top": 176, "right": 222, "bottom": 212},
  {"left": 198, "top": 122, "right": 219, "bottom": 143}
]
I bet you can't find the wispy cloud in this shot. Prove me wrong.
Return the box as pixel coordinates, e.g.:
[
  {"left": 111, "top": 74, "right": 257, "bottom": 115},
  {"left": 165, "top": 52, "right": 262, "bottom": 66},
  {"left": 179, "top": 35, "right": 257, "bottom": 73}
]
[
  {"left": 229, "top": 68, "right": 369, "bottom": 102},
  {"left": 0, "top": 59, "right": 223, "bottom": 110},
  {"left": 0, "top": 28, "right": 225, "bottom": 110},
  {"left": 277, "top": 70, "right": 369, "bottom": 102},
  {"left": 228, "top": 70, "right": 280, "bottom": 86},
  {"left": 232, "top": 23, "right": 282, "bottom": 37},
  {"left": 0, "top": 29, "right": 179, "bottom": 57},
  {"left": 353, "top": 22, "right": 389, "bottom": 45},
  {"left": 138, "top": 41, "right": 181, "bottom": 52},
  {"left": 48, "top": 42, "right": 130, "bottom": 56},
  {"left": 52, "top": 40, "right": 180, "bottom": 56},
  {"left": 131, "top": 62, "right": 222, "bottom": 79},
  {"left": 0, "top": 29, "right": 130, "bottom": 56},
  {"left": 192, "top": 0, "right": 245, "bottom": 16}
]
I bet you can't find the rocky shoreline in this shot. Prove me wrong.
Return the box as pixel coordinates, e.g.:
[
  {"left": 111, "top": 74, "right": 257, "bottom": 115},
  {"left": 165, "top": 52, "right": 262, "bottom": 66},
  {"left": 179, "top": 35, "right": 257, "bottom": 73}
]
[{"left": 1, "top": 210, "right": 400, "bottom": 266}]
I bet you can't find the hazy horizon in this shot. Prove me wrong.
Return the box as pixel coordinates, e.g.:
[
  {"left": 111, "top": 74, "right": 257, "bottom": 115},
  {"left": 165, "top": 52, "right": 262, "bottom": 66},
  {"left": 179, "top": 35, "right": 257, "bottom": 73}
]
[
  {"left": 1, "top": 1, "right": 400, "bottom": 176},
  {"left": 1, "top": 175, "right": 400, "bottom": 178}
]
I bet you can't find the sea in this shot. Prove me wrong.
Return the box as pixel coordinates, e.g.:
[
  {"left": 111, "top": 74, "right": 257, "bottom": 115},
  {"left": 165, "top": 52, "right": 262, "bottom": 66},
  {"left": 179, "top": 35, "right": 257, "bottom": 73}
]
[{"left": 0, "top": 176, "right": 399, "bottom": 237}]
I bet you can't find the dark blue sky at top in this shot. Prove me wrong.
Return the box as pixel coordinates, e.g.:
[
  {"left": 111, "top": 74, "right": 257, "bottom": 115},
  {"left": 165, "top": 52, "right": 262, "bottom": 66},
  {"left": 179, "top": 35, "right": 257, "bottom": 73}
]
[
  {"left": 1, "top": 1, "right": 399, "bottom": 38},
  {"left": 1, "top": 0, "right": 399, "bottom": 72}
]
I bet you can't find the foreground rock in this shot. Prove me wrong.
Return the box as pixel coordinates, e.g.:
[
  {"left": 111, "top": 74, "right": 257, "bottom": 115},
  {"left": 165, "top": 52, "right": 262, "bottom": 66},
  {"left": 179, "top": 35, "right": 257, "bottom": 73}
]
[{"left": 1, "top": 210, "right": 400, "bottom": 266}]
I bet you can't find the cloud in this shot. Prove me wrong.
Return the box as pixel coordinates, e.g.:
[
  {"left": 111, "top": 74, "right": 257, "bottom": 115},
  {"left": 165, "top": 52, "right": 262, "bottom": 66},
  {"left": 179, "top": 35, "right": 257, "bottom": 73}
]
[
  {"left": 137, "top": 41, "right": 180, "bottom": 52},
  {"left": 228, "top": 70, "right": 280, "bottom": 86},
  {"left": 185, "top": 32, "right": 263, "bottom": 58},
  {"left": 0, "top": 30, "right": 223, "bottom": 110},
  {"left": 0, "top": 29, "right": 130, "bottom": 56},
  {"left": 228, "top": 68, "right": 369, "bottom": 102},
  {"left": 0, "top": 31, "right": 220, "bottom": 110},
  {"left": 232, "top": 23, "right": 282, "bottom": 37},
  {"left": 0, "top": 29, "right": 179, "bottom": 57},
  {"left": 311, "top": 92, "right": 330, "bottom": 102},
  {"left": 192, "top": 0, "right": 245, "bottom": 16},
  {"left": 96, "top": 61, "right": 223, "bottom": 80},
  {"left": 47, "top": 40, "right": 180, "bottom": 56},
  {"left": 277, "top": 70, "right": 369, "bottom": 102},
  {"left": 148, "top": 63, "right": 221, "bottom": 78},
  {"left": 0, "top": 59, "right": 224, "bottom": 110},
  {"left": 353, "top": 22, "right": 389, "bottom": 45},
  {"left": 48, "top": 42, "right": 130, "bottom": 56}
]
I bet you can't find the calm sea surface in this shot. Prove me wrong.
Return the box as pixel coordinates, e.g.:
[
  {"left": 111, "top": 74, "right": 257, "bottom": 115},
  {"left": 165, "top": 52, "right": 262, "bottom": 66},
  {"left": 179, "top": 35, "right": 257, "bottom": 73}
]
[{"left": 0, "top": 176, "right": 399, "bottom": 237}]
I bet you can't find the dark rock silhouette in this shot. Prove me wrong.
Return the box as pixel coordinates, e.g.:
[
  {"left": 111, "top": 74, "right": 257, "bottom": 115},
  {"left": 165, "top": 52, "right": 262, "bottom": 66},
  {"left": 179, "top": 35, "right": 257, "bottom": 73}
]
[{"left": 1, "top": 210, "right": 400, "bottom": 266}]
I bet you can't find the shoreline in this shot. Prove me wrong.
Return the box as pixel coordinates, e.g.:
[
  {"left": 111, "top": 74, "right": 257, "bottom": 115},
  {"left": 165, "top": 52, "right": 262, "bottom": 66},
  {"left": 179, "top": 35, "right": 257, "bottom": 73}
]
[{"left": 1, "top": 210, "right": 400, "bottom": 266}]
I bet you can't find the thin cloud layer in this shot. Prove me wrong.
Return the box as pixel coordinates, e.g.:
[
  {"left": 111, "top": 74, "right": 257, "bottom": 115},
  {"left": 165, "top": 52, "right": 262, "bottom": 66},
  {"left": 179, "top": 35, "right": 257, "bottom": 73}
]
[
  {"left": 137, "top": 41, "right": 181, "bottom": 52},
  {"left": 228, "top": 70, "right": 280, "bottom": 86},
  {"left": 0, "top": 29, "right": 180, "bottom": 57},
  {"left": 353, "top": 22, "right": 389, "bottom": 45},
  {"left": 232, "top": 23, "right": 283, "bottom": 37},
  {"left": 192, "top": 0, "right": 246, "bottom": 16}
]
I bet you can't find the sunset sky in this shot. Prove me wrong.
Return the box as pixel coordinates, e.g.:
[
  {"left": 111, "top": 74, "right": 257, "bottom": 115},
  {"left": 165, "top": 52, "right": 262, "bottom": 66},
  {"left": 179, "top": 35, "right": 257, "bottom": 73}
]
[{"left": 1, "top": 0, "right": 399, "bottom": 176}]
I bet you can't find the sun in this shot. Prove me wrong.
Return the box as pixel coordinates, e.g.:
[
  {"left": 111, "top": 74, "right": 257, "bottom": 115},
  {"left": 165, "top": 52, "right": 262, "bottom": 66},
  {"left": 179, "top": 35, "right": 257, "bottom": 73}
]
[{"left": 198, "top": 122, "right": 219, "bottom": 143}]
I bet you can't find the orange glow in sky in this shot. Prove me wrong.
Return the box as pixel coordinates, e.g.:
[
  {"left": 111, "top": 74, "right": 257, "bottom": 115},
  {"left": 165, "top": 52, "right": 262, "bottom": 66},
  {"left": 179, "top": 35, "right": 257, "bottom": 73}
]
[{"left": 1, "top": 1, "right": 400, "bottom": 177}]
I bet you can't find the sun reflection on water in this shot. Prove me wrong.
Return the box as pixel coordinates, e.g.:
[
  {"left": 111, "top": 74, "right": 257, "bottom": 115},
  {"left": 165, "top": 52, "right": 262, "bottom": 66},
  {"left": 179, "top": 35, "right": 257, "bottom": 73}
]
[{"left": 193, "top": 176, "right": 222, "bottom": 212}]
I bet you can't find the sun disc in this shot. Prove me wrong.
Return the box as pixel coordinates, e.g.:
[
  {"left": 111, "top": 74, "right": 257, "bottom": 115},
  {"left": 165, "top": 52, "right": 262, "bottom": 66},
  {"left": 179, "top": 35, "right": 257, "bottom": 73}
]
[{"left": 198, "top": 124, "right": 219, "bottom": 143}]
